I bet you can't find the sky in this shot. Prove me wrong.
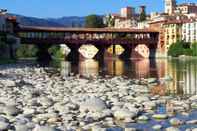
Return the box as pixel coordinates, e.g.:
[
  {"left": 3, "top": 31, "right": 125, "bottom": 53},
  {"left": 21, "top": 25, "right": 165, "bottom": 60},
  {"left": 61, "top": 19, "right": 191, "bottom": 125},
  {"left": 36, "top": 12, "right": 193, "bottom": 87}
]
[{"left": 0, "top": 0, "right": 196, "bottom": 18}]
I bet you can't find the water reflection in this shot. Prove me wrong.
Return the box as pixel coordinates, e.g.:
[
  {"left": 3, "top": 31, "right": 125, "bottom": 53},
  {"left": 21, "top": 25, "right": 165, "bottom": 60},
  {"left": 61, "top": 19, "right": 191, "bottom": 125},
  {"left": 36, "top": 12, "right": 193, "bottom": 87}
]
[
  {"left": 105, "top": 59, "right": 124, "bottom": 76},
  {"left": 79, "top": 59, "right": 99, "bottom": 76},
  {"left": 59, "top": 58, "right": 197, "bottom": 95}
]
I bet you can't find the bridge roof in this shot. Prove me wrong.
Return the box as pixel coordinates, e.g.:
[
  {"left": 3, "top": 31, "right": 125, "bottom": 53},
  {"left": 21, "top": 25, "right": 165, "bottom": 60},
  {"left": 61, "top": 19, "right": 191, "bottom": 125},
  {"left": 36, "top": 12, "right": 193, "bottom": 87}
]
[{"left": 17, "top": 26, "right": 159, "bottom": 33}]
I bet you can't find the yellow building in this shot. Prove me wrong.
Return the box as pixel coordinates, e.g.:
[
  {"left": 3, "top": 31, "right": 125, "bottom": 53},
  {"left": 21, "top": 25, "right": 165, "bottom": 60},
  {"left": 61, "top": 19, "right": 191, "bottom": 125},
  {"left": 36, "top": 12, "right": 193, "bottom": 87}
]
[{"left": 163, "top": 20, "right": 182, "bottom": 53}]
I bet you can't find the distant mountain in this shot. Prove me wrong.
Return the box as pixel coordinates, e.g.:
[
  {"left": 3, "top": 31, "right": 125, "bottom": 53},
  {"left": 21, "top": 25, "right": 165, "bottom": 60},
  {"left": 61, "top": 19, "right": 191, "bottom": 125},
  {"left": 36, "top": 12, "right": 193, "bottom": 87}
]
[
  {"left": 9, "top": 14, "right": 85, "bottom": 27},
  {"left": 47, "top": 16, "right": 85, "bottom": 27}
]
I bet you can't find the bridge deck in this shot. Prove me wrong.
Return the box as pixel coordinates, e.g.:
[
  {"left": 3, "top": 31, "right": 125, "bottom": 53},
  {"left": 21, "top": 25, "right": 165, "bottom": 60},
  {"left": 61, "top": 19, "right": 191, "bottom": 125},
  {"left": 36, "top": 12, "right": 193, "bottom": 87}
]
[{"left": 17, "top": 26, "right": 159, "bottom": 33}]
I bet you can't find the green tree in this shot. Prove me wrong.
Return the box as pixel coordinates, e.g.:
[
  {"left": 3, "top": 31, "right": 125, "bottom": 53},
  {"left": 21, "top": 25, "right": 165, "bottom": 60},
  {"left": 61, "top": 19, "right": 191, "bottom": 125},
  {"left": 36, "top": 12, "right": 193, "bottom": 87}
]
[
  {"left": 105, "top": 15, "right": 115, "bottom": 27},
  {"left": 139, "top": 11, "right": 146, "bottom": 22},
  {"left": 191, "top": 42, "right": 197, "bottom": 56},
  {"left": 168, "top": 41, "right": 192, "bottom": 57},
  {"left": 85, "top": 15, "right": 105, "bottom": 28},
  {"left": 48, "top": 45, "right": 64, "bottom": 59}
]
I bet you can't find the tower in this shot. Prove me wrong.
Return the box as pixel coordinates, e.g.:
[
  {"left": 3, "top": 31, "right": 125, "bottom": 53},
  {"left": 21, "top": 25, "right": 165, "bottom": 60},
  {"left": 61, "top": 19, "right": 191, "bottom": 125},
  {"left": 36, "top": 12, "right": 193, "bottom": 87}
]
[{"left": 165, "top": 0, "right": 176, "bottom": 15}]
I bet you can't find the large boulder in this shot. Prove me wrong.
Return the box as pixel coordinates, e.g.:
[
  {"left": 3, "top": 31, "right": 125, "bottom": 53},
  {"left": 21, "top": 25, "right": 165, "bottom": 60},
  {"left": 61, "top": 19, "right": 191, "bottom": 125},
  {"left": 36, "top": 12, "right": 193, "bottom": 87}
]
[{"left": 80, "top": 97, "right": 107, "bottom": 112}]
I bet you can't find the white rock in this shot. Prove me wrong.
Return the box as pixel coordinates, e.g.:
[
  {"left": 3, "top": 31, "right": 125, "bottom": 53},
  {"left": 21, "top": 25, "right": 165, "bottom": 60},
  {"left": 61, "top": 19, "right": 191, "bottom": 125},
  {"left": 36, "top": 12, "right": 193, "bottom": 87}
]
[
  {"left": 114, "top": 109, "right": 136, "bottom": 120},
  {"left": 0, "top": 121, "right": 9, "bottom": 130},
  {"left": 80, "top": 97, "right": 107, "bottom": 112},
  {"left": 165, "top": 127, "right": 180, "bottom": 131},
  {"left": 15, "top": 124, "right": 29, "bottom": 131},
  {"left": 152, "top": 114, "right": 168, "bottom": 119},
  {"left": 152, "top": 124, "right": 162, "bottom": 130},
  {"left": 32, "top": 125, "right": 58, "bottom": 131},
  {"left": 186, "top": 120, "right": 197, "bottom": 124},
  {"left": 169, "top": 118, "right": 183, "bottom": 126},
  {"left": 189, "top": 95, "right": 197, "bottom": 101},
  {"left": 135, "top": 96, "right": 149, "bottom": 103},
  {"left": 3, "top": 105, "right": 20, "bottom": 116},
  {"left": 125, "top": 128, "right": 137, "bottom": 131},
  {"left": 138, "top": 115, "right": 149, "bottom": 121}
]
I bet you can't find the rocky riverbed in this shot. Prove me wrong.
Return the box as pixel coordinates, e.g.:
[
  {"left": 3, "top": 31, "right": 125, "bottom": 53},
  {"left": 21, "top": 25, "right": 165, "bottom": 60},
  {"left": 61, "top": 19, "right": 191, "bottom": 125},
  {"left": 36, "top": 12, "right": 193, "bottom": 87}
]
[{"left": 0, "top": 64, "right": 197, "bottom": 131}]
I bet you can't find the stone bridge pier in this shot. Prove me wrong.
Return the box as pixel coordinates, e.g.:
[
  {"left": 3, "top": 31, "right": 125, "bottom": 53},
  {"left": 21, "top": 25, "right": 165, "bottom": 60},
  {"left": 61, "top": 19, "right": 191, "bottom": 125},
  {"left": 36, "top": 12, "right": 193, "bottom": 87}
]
[{"left": 36, "top": 44, "right": 52, "bottom": 62}]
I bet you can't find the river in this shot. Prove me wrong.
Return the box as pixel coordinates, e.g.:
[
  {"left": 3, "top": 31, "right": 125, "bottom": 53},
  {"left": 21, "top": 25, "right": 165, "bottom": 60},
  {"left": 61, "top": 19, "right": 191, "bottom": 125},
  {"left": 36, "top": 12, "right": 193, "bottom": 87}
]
[{"left": 56, "top": 58, "right": 197, "bottom": 96}]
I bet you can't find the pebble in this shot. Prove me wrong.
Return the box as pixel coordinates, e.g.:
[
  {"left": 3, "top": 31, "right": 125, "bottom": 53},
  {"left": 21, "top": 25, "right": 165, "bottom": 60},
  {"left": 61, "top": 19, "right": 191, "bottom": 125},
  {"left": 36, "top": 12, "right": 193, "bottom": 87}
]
[
  {"left": 166, "top": 127, "right": 180, "bottom": 131},
  {"left": 169, "top": 118, "right": 183, "bottom": 126},
  {"left": 32, "top": 125, "right": 58, "bottom": 131},
  {"left": 152, "top": 124, "right": 162, "bottom": 130},
  {"left": 114, "top": 109, "right": 137, "bottom": 120},
  {"left": 152, "top": 114, "right": 168, "bottom": 119},
  {"left": 138, "top": 115, "right": 149, "bottom": 121},
  {"left": 0, "top": 121, "right": 9, "bottom": 130}
]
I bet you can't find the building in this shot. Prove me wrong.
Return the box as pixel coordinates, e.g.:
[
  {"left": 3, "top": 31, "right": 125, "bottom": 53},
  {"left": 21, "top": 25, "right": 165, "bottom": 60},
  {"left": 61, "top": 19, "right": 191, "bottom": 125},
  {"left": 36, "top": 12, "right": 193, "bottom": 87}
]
[
  {"left": 182, "top": 20, "right": 197, "bottom": 43},
  {"left": 137, "top": 21, "right": 150, "bottom": 29},
  {"left": 0, "top": 10, "right": 20, "bottom": 59},
  {"left": 176, "top": 3, "right": 197, "bottom": 15},
  {"left": 163, "top": 20, "right": 182, "bottom": 51},
  {"left": 114, "top": 18, "right": 137, "bottom": 28},
  {"left": 120, "top": 6, "right": 135, "bottom": 18},
  {"left": 165, "top": 0, "right": 176, "bottom": 15},
  {"left": 164, "top": 0, "right": 197, "bottom": 16}
]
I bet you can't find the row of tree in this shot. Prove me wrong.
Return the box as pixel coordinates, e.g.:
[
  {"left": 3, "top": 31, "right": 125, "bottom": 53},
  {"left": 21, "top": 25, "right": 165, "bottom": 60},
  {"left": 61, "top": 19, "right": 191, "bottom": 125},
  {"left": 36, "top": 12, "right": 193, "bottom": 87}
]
[
  {"left": 168, "top": 41, "right": 197, "bottom": 57},
  {"left": 85, "top": 12, "right": 147, "bottom": 28}
]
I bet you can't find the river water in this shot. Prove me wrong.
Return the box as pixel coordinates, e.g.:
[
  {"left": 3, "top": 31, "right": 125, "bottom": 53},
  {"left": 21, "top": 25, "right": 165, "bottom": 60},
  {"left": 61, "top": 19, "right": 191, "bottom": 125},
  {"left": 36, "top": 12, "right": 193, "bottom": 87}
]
[{"left": 55, "top": 58, "right": 197, "bottom": 96}]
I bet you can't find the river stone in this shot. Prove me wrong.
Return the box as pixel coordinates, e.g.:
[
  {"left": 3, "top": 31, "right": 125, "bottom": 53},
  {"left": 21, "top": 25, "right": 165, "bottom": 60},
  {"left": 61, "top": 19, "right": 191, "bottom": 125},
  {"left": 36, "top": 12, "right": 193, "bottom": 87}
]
[
  {"left": 125, "top": 128, "right": 137, "bottom": 131},
  {"left": 3, "top": 105, "right": 20, "bottom": 116},
  {"left": 143, "top": 101, "right": 156, "bottom": 110},
  {"left": 191, "top": 102, "right": 197, "bottom": 109},
  {"left": 189, "top": 95, "right": 197, "bottom": 101},
  {"left": 166, "top": 127, "right": 180, "bottom": 131},
  {"left": 91, "top": 126, "right": 106, "bottom": 131},
  {"left": 80, "top": 97, "right": 107, "bottom": 112},
  {"left": 135, "top": 96, "right": 149, "bottom": 103},
  {"left": 152, "top": 114, "right": 168, "bottom": 119},
  {"left": 152, "top": 124, "right": 162, "bottom": 130},
  {"left": 15, "top": 124, "right": 29, "bottom": 131},
  {"left": 1, "top": 80, "right": 16, "bottom": 87},
  {"left": 0, "top": 121, "right": 9, "bottom": 130},
  {"left": 114, "top": 109, "right": 137, "bottom": 120},
  {"left": 169, "top": 118, "right": 183, "bottom": 126},
  {"left": 138, "top": 115, "right": 149, "bottom": 121},
  {"left": 0, "top": 116, "right": 9, "bottom": 122},
  {"left": 147, "top": 78, "right": 157, "bottom": 83},
  {"left": 186, "top": 120, "right": 197, "bottom": 124},
  {"left": 32, "top": 125, "right": 58, "bottom": 131}
]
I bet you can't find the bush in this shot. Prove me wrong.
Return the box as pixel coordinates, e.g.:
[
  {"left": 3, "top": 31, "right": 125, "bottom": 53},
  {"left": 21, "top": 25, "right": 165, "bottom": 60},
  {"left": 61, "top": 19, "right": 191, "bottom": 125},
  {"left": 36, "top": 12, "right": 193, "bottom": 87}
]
[
  {"left": 168, "top": 41, "right": 192, "bottom": 57},
  {"left": 48, "top": 46, "right": 64, "bottom": 59},
  {"left": 16, "top": 44, "right": 38, "bottom": 58},
  {"left": 85, "top": 15, "right": 105, "bottom": 28},
  {"left": 191, "top": 42, "right": 197, "bottom": 56}
]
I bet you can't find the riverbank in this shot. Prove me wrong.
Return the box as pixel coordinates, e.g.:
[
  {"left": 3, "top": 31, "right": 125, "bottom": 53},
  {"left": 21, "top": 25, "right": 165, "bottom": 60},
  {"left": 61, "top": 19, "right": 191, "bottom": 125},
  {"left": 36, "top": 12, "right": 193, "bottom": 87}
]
[
  {"left": 0, "top": 64, "right": 196, "bottom": 131},
  {"left": 0, "top": 58, "right": 16, "bottom": 65}
]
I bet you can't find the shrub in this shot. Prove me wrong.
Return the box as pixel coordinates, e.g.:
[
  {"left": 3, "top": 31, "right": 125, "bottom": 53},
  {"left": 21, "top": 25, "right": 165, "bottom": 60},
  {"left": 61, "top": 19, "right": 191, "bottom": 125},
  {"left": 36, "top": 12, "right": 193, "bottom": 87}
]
[
  {"left": 168, "top": 41, "right": 192, "bottom": 57},
  {"left": 16, "top": 44, "right": 38, "bottom": 58},
  {"left": 191, "top": 42, "right": 197, "bottom": 56},
  {"left": 85, "top": 15, "right": 105, "bottom": 28},
  {"left": 48, "top": 46, "right": 64, "bottom": 59}
]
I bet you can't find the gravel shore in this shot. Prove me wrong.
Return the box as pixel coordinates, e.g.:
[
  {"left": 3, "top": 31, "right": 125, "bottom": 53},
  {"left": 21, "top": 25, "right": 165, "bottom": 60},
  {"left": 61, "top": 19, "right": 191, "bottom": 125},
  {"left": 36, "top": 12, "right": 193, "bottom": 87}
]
[{"left": 0, "top": 64, "right": 196, "bottom": 131}]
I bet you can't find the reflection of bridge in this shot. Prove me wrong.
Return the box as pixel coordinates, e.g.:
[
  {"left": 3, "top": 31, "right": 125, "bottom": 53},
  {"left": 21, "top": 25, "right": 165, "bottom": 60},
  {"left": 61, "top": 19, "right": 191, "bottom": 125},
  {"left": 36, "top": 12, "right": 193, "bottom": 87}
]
[{"left": 14, "top": 25, "right": 159, "bottom": 61}]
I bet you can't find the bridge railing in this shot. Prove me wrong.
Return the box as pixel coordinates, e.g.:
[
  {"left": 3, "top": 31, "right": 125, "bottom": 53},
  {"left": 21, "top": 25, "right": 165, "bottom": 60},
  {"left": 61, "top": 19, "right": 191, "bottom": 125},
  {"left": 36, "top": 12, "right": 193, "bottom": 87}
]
[{"left": 20, "top": 36, "right": 158, "bottom": 45}]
